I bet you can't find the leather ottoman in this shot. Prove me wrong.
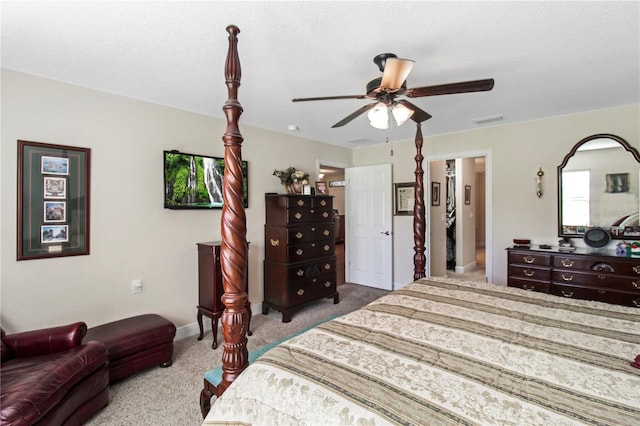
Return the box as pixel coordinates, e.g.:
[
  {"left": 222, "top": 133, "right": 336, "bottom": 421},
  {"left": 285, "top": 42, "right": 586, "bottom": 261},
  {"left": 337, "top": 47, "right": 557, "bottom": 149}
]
[{"left": 84, "top": 314, "right": 176, "bottom": 382}]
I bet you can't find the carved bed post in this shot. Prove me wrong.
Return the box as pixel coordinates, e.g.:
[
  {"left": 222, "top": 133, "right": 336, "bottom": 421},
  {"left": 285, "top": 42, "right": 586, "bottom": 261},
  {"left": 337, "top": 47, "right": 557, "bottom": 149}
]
[
  {"left": 218, "top": 24, "right": 249, "bottom": 395},
  {"left": 413, "top": 122, "right": 426, "bottom": 279}
]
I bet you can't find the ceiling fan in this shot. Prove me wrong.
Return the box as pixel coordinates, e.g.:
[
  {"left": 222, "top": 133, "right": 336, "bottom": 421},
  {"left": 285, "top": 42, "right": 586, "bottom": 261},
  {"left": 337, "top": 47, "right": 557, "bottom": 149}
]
[{"left": 292, "top": 53, "right": 495, "bottom": 129}]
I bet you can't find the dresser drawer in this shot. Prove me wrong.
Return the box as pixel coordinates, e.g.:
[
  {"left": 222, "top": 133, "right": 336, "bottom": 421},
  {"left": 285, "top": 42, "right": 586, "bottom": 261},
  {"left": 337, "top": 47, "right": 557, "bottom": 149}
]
[
  {"left": 507, "top": 278, "right": 550, "bottom": 293},
  {"left": 508, "top": 265, "right": 550, "bottom": 281},
  {"left": 285, "top": 207, "right": 334, "bottom": 224},
  {"left": 552, "top": 270, "right": 640, "bottom": 293},
  {"left": 553, "top": 255, "right": 640, "bottom": 275},
  {"left": 551, "top": 283, "right": 640, "bottom": 308},
  {"left": 285, "top": 257, "right": 336, "bottom": 281},
  {"left": 265, "top": 224, "right": 334, "bottom": 249},
  {"left": 508, "top": 251, "right": 551, "bottom": 267},
  {"left": 286, "top": 273, "right": 337, "bottom": 306}
]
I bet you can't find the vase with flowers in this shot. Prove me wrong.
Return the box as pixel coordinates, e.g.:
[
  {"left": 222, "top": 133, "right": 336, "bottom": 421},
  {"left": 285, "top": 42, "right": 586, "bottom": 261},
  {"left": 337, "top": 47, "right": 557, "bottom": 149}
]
[{"left": 273, "top": 166, "right": 309, "bottom": 194}]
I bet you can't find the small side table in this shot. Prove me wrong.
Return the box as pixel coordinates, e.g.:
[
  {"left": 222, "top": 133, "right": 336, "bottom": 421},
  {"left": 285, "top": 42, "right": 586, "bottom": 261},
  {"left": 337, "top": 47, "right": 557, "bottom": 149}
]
[{"left": 197, "top": 241, "right": 252, "bottom": 349}]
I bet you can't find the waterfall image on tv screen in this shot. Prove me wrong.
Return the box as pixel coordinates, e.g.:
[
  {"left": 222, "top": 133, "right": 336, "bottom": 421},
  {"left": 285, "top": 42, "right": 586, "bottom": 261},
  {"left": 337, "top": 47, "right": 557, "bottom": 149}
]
[{"left": 163, "top": 151, "right": 248, "bottom": 209}]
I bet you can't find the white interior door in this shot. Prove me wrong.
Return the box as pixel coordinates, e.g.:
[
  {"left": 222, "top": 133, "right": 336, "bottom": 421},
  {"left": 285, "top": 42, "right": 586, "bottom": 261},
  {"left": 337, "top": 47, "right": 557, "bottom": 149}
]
[{"left": 345, "top": 164, "right": 393, "bottom": 290}]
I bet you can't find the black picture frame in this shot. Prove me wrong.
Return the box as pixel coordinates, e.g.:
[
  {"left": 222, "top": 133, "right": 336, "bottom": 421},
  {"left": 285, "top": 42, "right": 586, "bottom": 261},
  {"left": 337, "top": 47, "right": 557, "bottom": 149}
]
[
  {"left": 394, "top": 182, "right": 415, "bottom": 216},
  {"left": 465, "top": 185, "right": 472, "bottom": 205},
  {"left": 17, "top": 140, "right": 91, "bottom": 260},
  {"left": 431, "top": 182, "right": 440, "bottom": 206}
]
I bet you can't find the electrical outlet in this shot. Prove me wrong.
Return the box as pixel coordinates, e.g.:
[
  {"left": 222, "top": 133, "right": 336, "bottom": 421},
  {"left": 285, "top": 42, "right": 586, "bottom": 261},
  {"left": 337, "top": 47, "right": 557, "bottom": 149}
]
[{"left": 131, "top": 279, "right": 143, "bottom": 294}]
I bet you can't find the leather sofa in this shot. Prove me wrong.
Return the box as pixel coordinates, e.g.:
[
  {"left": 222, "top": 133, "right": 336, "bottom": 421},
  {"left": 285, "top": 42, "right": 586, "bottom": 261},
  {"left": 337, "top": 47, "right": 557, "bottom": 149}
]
[{"left": 1, "top": 322, "right": 109, "bottom": 425}]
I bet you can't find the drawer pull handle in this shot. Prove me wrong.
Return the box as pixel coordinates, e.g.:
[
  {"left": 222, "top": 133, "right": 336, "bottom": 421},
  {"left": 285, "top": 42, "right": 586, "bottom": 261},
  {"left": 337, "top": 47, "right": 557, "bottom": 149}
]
[
  {"left": 561, "top": 259, "right": 574, "bottom": 267},
  {"left": 296, "top": 249, "right": 304, "bottom": 256},
  {"left": 323, "top": 230, "right": 330, "bottom": 236},
  {"left": 634, "top": 265, "right": 640, "bottom": 275},
  {"left": 320, "top": 200, "right": 327, "bottom": 206},
  {"left": 523, "top": 255, "right": 535, "bottom": 264},
  {"left": 311, "top": 243, "right": 316, "bottom": 247},
  {"left": 297, "top": 200, "right": 304, "bottom": 206},
  {"left": 561, "top": 273, "right": 573, "bottom": 281},
  {"left": 597, "top": 275, "right": 606, "bottom": 280},
  {"left": 523, "top": 269, "right": 535, "bottom": 277},
  {"left": 633, "top": 299, "right": 640, "bottom": 307},
  {"left": 324, "top": 264, "right": 331, "bottom": 270},
  {"left": 270, "top": 239, "right": 280, "bottom": 247},
  {"left": 297, "top": 289, "right": 304, "bottom": 296},
  {"left": 523, "top": 284, "right": 535, "bottom": 291},
  {"left": 324, "top": 281, "right": 331, "bottom": 287},
  {"left": 297, "top": 269, "right": 304, "bottom": 276},
  {"left": 311, "top": 227, "right": 316, "bottom": 231},
  {"left": 295, "top": 212, "right": 302, "bottom": 219},
  {"left": 295, "top": 232, "right": 303, "bottom": 239},
  {"left": 322, "top": 212, "right": 329, "bottom": 218},
  {"left": 324, "top": 245, "right": 330, "bottom": 251},
  {"left": 561, "top": 290, "right": 574, "bottom": 298},
  {"left": 633, "top": 281, "right": 640, "bottom": 289},
  {"left": 598, "top": 290, "right": 607, "bottom": 295}
]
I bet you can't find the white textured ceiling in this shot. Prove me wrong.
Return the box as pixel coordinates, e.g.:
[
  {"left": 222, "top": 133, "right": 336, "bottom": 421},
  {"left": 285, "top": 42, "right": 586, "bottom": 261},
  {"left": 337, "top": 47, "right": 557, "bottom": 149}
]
[{"left": 1, "top": 1, "right": 638, "bottom": 148}]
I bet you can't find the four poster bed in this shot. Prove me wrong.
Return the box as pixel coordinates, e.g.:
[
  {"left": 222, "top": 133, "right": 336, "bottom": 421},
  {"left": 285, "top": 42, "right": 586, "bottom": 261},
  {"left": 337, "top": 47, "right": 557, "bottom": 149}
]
[{"left": 206, "top": 26, "right": 640, "bottom": 425}]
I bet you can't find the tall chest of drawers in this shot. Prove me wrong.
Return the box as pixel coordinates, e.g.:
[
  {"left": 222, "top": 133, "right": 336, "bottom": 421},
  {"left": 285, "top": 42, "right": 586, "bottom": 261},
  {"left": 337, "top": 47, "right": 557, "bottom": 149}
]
[
  {"left": 507, "top": 247, "right": 640, "bottom": 308},
  {"left": 263, "top": 194, "right": 339, "bottom": 322}
]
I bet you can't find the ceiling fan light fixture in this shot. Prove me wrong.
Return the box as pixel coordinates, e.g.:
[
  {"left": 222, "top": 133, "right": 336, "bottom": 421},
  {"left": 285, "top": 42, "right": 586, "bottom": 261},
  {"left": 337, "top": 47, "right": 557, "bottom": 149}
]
[
  {"left": 367, "top": 103, "right": 389, "bottom": 129},
  {"left": 391, "top": 102, "right": 414, "bottom": 126}
]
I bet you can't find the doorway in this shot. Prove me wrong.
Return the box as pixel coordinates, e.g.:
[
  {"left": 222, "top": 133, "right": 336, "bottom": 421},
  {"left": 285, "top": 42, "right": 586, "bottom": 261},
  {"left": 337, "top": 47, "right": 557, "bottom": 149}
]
[{"left": 428, "top": 153, "right": 491, "bottom": 283}]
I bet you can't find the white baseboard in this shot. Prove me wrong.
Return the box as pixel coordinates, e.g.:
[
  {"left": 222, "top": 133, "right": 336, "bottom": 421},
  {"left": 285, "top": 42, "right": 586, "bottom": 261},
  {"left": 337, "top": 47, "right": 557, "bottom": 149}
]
[
  {"left": 455, "top": 261, "right": 477, "bottom": 274},
  {"left": 174, "top": 302, "right": 262, "bottom": 341}
]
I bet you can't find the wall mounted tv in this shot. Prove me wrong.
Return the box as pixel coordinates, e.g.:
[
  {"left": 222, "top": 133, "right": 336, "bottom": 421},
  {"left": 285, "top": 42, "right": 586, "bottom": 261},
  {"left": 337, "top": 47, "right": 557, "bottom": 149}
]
[{"left": 163, "top": 150, "right": 248, "bottom": 209}]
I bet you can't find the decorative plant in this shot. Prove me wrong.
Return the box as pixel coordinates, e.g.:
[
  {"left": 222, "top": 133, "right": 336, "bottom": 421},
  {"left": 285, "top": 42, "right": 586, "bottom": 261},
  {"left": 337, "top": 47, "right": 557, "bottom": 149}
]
[{"left": 273, "top": 167, "right": 309, "bottom": 185}]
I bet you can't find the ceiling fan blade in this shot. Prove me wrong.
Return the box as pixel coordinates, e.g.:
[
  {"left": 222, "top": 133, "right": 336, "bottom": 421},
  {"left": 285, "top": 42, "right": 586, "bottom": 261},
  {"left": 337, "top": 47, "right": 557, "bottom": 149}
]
[
  {"left": 380, "top": 58, "right": 415, "bottom": 91},
  {"left": 292, "top": 94, "right": 367, "bottom": 102},
  {"left": 405, "top": 78, "right": 495, "bottom": 98},
  {"left": 397, "top": 100, "right": 432, "bottom": 123},
  {"left": 331, "top": 103, "right": 377, "bottom": 128}
]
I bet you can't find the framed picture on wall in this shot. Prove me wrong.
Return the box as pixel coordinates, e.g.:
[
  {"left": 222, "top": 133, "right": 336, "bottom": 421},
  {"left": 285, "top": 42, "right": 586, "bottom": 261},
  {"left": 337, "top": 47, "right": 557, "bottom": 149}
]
[
  {"left": 17, "top": 140, "right": 91, "bottom": 260},
  {"left": 605, "top": 173, "right": 628, "bottom": 193},
  {"left": 394, "top": 182, "right": 415, "bottom": 215}
]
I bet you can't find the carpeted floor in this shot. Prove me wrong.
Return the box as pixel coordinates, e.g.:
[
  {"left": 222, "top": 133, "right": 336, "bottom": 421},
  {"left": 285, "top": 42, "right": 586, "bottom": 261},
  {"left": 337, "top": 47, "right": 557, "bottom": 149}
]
[{"left": 86, "top": 283, "right": 389, "bottom": 425}]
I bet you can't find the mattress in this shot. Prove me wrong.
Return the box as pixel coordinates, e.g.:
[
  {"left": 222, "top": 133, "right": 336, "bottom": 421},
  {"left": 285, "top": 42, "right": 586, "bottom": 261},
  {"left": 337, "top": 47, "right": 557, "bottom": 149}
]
[{"left": 204, "top": 277, "right": 640, "bottom": 425}]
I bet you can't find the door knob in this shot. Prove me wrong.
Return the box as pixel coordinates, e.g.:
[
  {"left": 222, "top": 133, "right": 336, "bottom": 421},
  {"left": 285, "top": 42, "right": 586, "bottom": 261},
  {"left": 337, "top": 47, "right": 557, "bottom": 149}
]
[{"left": 380, "top": 231, "right": 390, "bottom": 235}]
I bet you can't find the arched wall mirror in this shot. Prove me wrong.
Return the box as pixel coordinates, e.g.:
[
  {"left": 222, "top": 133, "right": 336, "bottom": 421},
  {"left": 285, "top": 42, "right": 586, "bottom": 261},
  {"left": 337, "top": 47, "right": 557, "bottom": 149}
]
[{"left": 558, "top": 133, "right": 640, "bottom": 240}]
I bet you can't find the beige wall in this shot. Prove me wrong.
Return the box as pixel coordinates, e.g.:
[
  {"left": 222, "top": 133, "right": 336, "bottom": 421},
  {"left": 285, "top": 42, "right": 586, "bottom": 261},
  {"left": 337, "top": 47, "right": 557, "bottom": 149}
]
[
  {"left": 2, "top": 69, "right": 638, "bottom": 333},
  {"left": 353, "top": 104, "right": 640, "bottom": 287},
  {"left": 0, "top": 70, "right": 352, "bottom": 334}
]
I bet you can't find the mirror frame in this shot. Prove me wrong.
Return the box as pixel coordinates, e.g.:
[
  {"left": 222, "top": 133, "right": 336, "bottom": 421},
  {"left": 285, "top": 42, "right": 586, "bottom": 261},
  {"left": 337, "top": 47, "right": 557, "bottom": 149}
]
[{"left": 558, "top": 133, "right": 640, "bottom": 240}]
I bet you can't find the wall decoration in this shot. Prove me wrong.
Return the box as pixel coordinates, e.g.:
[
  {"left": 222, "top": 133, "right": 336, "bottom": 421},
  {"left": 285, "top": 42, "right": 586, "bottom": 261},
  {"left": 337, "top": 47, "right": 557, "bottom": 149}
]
[
  {"left": 18, "top": 140, "right": 90, "bottom": 260},
  {"left": 465, "top": 185, "right": 472, "bottom": 205},
  {"left": 431, "top": 182, "right": 440, "bottom": 206},
  {"left": 394, "top": 182, "right": 415, "bottom": 216},
  {"left": 164, "top": 150, "right": 249, "bottom": 209},
  {"left": 329, "top": 180, "right": 345, "bottom": 187},
  {"left": 315, "top": 181, "right": 328, "bottom": 194},
  {"left": 605, "top": 173, "right": 628, "bottom": 193}
]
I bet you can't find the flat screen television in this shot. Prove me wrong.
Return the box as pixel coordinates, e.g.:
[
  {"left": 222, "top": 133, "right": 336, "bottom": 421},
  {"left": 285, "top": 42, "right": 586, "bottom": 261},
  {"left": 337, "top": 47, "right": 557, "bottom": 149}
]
[{"left": 163, "top": 150, "right": 248, "bottom": 209}]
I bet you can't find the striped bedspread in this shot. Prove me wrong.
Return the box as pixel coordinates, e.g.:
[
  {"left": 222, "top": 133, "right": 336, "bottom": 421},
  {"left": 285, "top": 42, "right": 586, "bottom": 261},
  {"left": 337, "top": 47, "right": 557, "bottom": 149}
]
[{"left": 204, "top": 277, "right": 640, "bottom": 425}]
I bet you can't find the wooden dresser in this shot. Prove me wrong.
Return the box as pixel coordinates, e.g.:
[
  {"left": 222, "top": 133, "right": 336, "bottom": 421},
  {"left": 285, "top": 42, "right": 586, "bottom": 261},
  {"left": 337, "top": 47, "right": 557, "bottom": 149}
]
[
  {"left": 263, "top": 194, "right": 339, "bottom": 322},
  {"left": 507, "top": 247, "right": 640, "bottom": 308}
]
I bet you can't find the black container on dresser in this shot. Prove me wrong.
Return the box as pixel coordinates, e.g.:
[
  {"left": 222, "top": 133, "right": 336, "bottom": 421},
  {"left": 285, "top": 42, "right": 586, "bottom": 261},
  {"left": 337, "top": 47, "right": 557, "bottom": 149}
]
[
  {"left": 507, "top": 247, "right": 640, "bottom": 308},
  {"left": 263, "top": 194, "right": 339, "bottom": 322}
]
